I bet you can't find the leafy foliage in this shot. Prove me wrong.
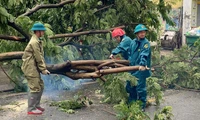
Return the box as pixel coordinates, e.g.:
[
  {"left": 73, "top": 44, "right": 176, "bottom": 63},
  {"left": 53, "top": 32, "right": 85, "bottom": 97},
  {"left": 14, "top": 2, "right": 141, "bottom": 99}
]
[
  {"left": 114, "top": 100, "right": 150, "bottom": 120},
  {"left": 114, "top": 101, "right": 173, "bottom": 120},
  {"left": 147, "top": 77, "right": 163, "bottom": 105},
  {"left": 101, "top": 73, "right": 163, "bottom": 105},
  {"left": 154, "top": 106, "right": 173, "bottom": 120},
  {"left": 50, "top": 94, "right": 93, "bottom": 114},
  {"left": 8, "top": 60, "right": 27, "bottom": 92},
  {"left": 100, "top": 73, "right": 129, "bottom": 104},
  {"left": 152, "top": 44, "right": 200, "bottom": 90}
]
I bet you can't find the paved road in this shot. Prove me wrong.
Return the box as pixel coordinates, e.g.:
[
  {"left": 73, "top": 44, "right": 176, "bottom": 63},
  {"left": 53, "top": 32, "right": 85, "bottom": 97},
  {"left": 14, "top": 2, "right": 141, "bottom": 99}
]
[
  {"left": 1, "top": 85, "right": 200, "bottom": 120},
  {"left": 147, "top": 90, "right": 200, "bottom": 120}
]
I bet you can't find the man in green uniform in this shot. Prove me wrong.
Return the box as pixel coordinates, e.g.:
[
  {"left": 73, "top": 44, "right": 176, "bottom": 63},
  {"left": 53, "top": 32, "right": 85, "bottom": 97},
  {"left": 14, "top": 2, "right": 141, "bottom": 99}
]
[
  {"left": 109, "top": 28, "right": 132, "bottom": 60},
  {"left": 21, "top": 22, "right": 50, "bottom": 115},
  {"left": 126, "top": 24, "right": 151, "bottom": 111}
]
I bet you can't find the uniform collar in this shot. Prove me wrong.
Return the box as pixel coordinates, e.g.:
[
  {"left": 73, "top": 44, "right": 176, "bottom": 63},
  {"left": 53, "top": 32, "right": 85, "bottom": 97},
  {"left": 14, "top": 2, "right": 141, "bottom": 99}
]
[
  {"left": 33, "top": 34, "right": 39, "bottom": 40},
  {"left": 136, "top": 37, "right": 146, "bottom": 42},
  {"left": 32, "top": 34, "right": 42, "bottom": 43},
  {"left": 121, "top": 35, "right": 126, "bottom": 41}
]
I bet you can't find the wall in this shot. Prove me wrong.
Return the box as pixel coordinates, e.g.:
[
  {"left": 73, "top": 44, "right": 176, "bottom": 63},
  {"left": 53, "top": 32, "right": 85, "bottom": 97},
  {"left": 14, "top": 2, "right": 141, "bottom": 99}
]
[
  {"left": 197, "top": 3, "right": 200, "bottom": 26},
  {"left": 182, "top": 0, "right": 193, "bottom": 44},
  {"left": 182, "top": 0, "right": 200, "bottom": 44}
]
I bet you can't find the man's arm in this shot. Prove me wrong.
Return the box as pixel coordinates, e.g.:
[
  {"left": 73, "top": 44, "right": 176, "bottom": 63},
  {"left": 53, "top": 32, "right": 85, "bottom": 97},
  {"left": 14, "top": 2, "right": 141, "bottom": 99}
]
[{"left": 111, "top": 40, "right": 130, "bottom": 55}]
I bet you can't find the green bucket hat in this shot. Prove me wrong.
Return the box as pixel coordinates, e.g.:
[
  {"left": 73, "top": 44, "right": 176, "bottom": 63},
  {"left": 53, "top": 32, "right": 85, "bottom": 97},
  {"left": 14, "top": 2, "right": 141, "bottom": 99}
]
[
  {"left": 134, "top": 24, "right": 148, "bottom": 34},
  {"left": 31, "top": 22, "right": 46, "bottom": 31}
]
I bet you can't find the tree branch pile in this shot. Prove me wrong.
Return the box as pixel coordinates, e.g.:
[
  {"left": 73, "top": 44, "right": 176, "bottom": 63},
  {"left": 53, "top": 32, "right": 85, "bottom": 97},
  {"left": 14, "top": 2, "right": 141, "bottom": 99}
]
[
  {"left": 47, "top": 60, "right": 139, "bottom": 80},
  {"left": 0, "top": 52, "right": 139, "bottom": 80}
]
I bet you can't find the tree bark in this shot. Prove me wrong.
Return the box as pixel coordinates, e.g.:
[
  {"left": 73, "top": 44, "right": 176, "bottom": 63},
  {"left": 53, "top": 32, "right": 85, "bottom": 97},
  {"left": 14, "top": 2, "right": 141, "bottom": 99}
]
[
  {"left": 7, "top": 21, "right": 30, "bottom": 40},
  {"left": 50, "top": 62, "right": 138, "bottom": 79},
  {"left": 70, "top": 59, "right": 129, "bottom": 66},
  {"left": 57, "top": 27, "right": 84, "bottom": 46},
  {"left": 65, "top": 66, "right": 139, "bottom": 80},
  {"left": 72, "top": 65, "right": 97, "bottom": 72},
  {"left": 46, "top": 60, "right": 136, "bottom": 79},
  {"left": 0, "top": 35, "right": 26, "bottom": 42},
  {"left": 97, "top": 61, "right": 114, "bottom": 69},
  {"left": 0, "top": 52, "right": 24, "bottom": 61}
]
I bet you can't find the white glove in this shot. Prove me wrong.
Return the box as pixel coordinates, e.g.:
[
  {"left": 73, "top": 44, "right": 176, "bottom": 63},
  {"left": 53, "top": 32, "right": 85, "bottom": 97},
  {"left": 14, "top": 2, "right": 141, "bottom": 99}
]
[
  {"left": 42, "top": 70, "right": 50, "bottom": 75},
  {"left": 139, "top": 66, "right": 149, "bottom": 71},
  {"left": 109, "top": 54, "right": 115, "bottom": 59}
]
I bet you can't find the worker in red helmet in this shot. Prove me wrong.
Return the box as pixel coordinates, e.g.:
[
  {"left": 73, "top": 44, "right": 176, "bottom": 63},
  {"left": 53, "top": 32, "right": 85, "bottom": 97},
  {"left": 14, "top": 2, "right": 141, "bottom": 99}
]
[{"left": 109, "top": 28, "right": 132, "bottom": 60}]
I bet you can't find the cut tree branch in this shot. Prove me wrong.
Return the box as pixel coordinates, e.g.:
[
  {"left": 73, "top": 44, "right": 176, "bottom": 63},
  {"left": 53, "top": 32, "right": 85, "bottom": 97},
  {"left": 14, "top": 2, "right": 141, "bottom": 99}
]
[
  {"left": 21, "top": 0, "right": 76, "bottom": 16},
  {"left": 68, "top": 42, "right": 93, "bottom": 48},
  {"left": 96, "top": 4, "right": 113, "bottom": 12},
  {"left": 97, "top": 61, "right": 114, "bottom": 69},
  {"left": 0, "top": 52, "right": 24, "bottom": 61},
  {"left": 47, "top": 60, "right": 133, "bottom": 79},
  {"left": 0, "top": 52, "right": 141, "bottom": 80},
  {"left": 49, "top": 25, "right": 125, "bottom": 39},
  {"left": 99, "top": 77, "right": 106, "bottom": 82},
  {"left": 65, "top": 66, "right": 139, "bottom": 79},
  {"left": 0, "top": 64, "right": 18, "bottom": 85},
  {"left": 70, "top": 59, "right": 129, "bottom": 67},
  {"left": 57, "top": 27, "right": 84, "bottom": 46},
  {"left": 0, "top": 35, "right": 26, "bottom": 42},
  {"left": 7, "top": 21, "right": 30, "bottom": 40},
  {"left": 1, "top": 26, "right": 124, "bottom": 43},
  {"left": 0, "top": 51, "right": 129, "bottom": 65},
  {"left": 73, "top": 65, "right": 97, "bottom": 72}
]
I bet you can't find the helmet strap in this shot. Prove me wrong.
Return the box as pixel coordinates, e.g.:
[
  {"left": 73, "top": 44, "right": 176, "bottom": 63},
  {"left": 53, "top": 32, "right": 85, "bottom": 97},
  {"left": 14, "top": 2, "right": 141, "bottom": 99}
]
[{"left": 120, "top": 35, "right": 124, "bottom": 42}]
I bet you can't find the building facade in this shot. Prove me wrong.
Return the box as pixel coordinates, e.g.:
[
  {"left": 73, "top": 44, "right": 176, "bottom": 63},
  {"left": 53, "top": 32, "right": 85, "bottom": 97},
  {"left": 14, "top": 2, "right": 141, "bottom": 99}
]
[{"left": 183, "top": 0, "right": 200, "bottom": 44}]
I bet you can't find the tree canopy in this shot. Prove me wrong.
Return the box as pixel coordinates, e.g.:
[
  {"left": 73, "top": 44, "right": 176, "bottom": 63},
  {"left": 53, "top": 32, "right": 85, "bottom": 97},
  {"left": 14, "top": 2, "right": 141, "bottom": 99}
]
[{"left": 0, "top": 0, "right": 174, "bottom": 91}]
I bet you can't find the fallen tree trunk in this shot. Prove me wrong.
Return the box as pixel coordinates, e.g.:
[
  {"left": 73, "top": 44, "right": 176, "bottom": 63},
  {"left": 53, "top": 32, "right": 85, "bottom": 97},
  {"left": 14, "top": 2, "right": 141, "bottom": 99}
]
[{"left": 0, "top": 52, "right": 24, "bottom": 61}]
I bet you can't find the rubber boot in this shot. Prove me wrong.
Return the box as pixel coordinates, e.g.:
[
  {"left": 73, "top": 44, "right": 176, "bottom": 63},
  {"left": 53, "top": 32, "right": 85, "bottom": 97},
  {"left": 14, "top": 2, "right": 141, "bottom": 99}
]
[
  {"left": 27, "top": 109, "right": 42, "bottom": 115},
  {"left": 28, "top": 92, "right": 42, "bottom": 115},
  {"left": 35, "top": 90, "right": 45, "bottom": 112}
]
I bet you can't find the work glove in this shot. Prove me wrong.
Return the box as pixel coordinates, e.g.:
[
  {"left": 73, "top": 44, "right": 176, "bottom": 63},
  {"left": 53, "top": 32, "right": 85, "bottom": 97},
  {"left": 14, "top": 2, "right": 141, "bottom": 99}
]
[
  {"left": 42, "top": 70, "right": 50, "bottom": 75},
  {"left": 139, "top": 66, "right": 149, "bottom": 71},
  {"left": 109, "top": 54, "right": 115, "bottom": 59}
]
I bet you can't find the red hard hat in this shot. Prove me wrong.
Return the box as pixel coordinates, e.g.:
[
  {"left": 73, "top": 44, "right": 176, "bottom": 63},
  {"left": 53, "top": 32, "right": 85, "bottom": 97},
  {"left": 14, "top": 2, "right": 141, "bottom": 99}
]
[{"left": 112, "top": 28, "right": 125, "bottom": 38}]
